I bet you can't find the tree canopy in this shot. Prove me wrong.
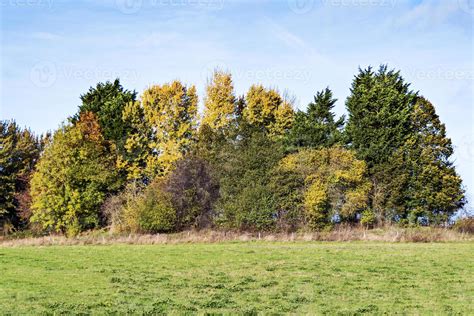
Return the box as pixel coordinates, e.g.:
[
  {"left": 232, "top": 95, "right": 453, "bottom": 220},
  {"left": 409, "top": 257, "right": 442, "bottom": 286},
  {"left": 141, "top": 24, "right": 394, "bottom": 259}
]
[{"left": 4, "top": 65, "right": 466, "bottom": 236}]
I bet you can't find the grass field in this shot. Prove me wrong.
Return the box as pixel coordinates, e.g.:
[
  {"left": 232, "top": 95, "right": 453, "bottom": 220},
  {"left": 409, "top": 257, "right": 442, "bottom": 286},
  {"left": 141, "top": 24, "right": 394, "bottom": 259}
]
[{"left": 1, "top": 242, "right": 473, "bottom": 314}]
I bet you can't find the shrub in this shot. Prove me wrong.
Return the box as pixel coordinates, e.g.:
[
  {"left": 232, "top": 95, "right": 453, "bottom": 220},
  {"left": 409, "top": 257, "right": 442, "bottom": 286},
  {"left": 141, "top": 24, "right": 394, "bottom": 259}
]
[
  {"left": 136, "top": 180, "right": 176, "bottom": 233},
  {"left": 165, "top": 156, "right": 219, "bottom": 230},
  {"left": 102, "top": 180, "right": 176, "bottom": 234},
  {"left": 453, "top": 217, "right": 474, "bottom": 234},
  {"left": 101, "top": 182, "right": 142, "bottom": 233},
  {"left": 360, "top": 209, "right": 376, "bottom": 228}
]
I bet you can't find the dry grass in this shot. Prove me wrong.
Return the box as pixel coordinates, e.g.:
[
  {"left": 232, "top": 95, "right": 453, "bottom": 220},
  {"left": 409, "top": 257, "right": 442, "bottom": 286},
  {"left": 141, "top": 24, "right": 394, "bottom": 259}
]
[{"left": 0, "top": 226, "right": 472, "bottom": 247}]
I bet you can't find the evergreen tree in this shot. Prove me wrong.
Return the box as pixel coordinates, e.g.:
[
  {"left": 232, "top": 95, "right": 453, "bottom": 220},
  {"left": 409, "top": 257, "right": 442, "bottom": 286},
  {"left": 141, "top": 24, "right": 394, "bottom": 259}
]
[
  {"left": 345, "top": 66, "right": 417, "bottom": 221},
  {"left": 0, "top": 121, "right": 40, "bottom": 231},
  {"left": 345, "top": 65, "right": 417, "bottom": 169},
  {"left": 73, "top": 79, "right": 137, "bottom": 153},
  {"left": 286, "top": 87, "right": 344, "bottom": 150},
  {"left": 388, "top": 97, "right": 465, "bottom": 224}
]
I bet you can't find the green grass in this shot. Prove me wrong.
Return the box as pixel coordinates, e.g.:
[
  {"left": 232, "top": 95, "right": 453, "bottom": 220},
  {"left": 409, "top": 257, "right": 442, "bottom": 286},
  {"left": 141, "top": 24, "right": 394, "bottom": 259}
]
[{"left": 1, "top": 242, "right": 472, "bottom": 314}]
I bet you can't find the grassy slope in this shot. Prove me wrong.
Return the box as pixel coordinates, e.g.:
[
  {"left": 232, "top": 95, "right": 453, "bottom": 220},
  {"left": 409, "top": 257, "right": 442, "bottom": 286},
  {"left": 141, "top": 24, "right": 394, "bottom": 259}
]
[{"left": 1, "top": 242, "right": 472, "bottom": 314}]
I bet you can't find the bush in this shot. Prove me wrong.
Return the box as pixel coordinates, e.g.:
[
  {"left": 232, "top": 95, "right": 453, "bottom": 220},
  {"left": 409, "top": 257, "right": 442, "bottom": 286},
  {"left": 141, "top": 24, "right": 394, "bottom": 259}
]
[
  {"left": 165, "top": 156, "right": 219, "bottom": 230},
  {"left": 360, "top": 209, "right": 376, "bottom": 228},
  {"left": 101, "top": 182, "right": 142, "bottom": 233},
  {"left": 102, "top": 180, "right": 176, "bottom": 234},
  {"left": 136, "top": 180, "right": 176, "bottom": 233},
  {"left": 453, "top": 217, "right": 474, "bottom": 234}
]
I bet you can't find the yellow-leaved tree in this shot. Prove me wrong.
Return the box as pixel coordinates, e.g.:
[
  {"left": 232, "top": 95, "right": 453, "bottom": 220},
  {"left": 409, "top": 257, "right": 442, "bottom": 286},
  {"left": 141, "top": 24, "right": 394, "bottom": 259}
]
[
  {"left": 279, "top": 146, "right": 371, "bottom": 229},
  {"left": 244, "top": 85, "right": 294, "bottom": 138},
  {"left": 201, "top": 70, "right": 236, "bottom": 131},
  {"left": 120, "top": 81, "right": 198, "bottom": 180}
]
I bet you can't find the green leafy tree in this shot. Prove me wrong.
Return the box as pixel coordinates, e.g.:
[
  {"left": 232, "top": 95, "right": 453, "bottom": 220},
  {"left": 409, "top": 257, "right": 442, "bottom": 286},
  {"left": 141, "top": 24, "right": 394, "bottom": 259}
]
[
  {"left": 73, "top": 79, "right": 137, "bottom": 153},
  {"left": 30, "top": 112, "right": 120, "bottom": 235},
  {"left": 216, "top": 131, "right": 285, "bottom": 231},
  {"left": 286, "top": 87, "right": 344, "bottom": 150},
  {"left": 0, "top": 121, "right": 40, "bottom": 231},
  {"left": 388, "top": 97, "right": 465, "bottom": 224}
]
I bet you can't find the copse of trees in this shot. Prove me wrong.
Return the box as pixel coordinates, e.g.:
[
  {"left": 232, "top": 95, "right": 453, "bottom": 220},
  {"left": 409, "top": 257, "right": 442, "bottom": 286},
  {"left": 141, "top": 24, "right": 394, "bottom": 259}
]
[
  {"left": 0, "top": 121, "right": 42, "bottom": 232},
  {"left": 0, "top": 65, "right": 467, "bottom": 236}
]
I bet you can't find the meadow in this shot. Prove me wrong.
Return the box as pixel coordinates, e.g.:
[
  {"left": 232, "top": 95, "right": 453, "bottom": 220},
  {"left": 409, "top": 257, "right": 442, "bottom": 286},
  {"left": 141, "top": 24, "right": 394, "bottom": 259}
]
[{"left": 1, "top": 241, "right": 473, "bottom": 314}]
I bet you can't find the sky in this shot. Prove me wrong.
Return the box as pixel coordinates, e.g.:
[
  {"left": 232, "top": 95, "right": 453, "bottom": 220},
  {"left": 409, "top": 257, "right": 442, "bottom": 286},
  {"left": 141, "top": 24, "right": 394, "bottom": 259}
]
[{"left": 1, "top": 0, "right": 473, "bottom": 212}]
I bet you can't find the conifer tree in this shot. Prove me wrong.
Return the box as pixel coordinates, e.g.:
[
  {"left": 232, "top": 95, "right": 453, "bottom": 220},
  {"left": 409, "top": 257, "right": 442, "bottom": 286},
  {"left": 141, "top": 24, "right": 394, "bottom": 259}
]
[
  {"left": 73, "top": 79, "right": 137, "bottom": 154},
  {"left": 388, "top": 97, "right": 465, "bottom": 224},
  {"left": 286, "top": 87, "right": 344, "bottom": 150},
  {"left": 345, "top": 65, "right": 416, "bottom": 169}
]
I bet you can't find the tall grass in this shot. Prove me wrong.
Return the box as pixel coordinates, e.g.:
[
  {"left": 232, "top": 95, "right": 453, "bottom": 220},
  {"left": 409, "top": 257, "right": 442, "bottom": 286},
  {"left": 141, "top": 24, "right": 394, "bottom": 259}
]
[{"left": 1, "top": 226, "right": 472, "bottom": 247}]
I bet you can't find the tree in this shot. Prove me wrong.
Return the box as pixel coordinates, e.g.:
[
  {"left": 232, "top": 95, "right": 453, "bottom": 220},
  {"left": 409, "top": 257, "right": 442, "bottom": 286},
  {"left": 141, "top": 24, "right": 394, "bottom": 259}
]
[
  {"left": 165, "top": 155, "right": 220, "bottom": 230},
  {"left": 279, "top": 146, "right": 371, "bottom": 229},
  {"left": 216, "top": 131, "right": 285, "bottom": 231},
  {"left": 121, "top": 81, "right": 199, "bottom": 179},
  {"left": 345, "top": 65, "right": 417, "bottom": 221},
  {"left": 388, "top": 97, "right": 465, "bottom": 224},
  {"left": 73, "top": 79, "right": 137, "bottom": 153},
  {"left": 345, "top": 65, "right": 417, "bottom": 169},
  {"left": 286, "top": 87, "right": 344, "bottom": 150},
  {"left": 0, "top": 121, "right": 40, "bottom": 232},
  {"left": 243, "top": 85, "right": 294, "bottom": 138},
  {"left": 201, "top": 70, "right": 236, "bottom": 131},
  {"left": 30, "top": 112, "right": 120, "bottom": 235}
]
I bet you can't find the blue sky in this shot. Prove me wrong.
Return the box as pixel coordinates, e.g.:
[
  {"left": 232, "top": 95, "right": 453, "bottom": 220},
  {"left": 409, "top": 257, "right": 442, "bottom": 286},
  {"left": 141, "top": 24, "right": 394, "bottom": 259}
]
[{"left": 1, "top": 0, "right": 473, "bottom": 211}]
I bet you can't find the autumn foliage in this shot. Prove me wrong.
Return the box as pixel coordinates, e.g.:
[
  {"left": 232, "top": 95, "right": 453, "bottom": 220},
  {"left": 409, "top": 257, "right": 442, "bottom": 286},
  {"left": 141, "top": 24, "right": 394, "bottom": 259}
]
[{"left": 0, "top": 66, "right": 468, "bottom": 236}]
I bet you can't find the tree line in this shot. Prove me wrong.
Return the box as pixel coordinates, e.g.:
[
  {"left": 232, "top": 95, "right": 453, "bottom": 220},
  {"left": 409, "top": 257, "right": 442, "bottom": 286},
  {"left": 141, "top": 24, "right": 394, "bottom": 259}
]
[{"left": 0, "top": 65, "right": 466, "bottom": 236}]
